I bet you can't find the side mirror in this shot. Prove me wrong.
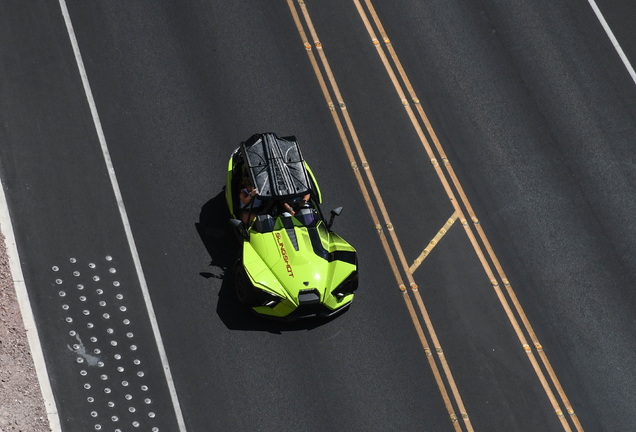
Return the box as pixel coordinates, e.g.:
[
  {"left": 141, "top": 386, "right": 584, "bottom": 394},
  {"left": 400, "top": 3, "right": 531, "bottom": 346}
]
[
  {"left": 327, "top": 207, "right": 343, "bottom": 230},
  {"left": 230, "top": 219, "right": 249, "bottom": 240}
]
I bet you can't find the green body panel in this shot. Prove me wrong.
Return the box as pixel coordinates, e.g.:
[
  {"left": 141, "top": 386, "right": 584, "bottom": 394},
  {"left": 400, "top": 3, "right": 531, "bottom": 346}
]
[
  {"left": 226, "top": 156, "right": 236, "bottom": 218},
  {"left": 242, "top": 218, "right": 356, "bottom": 318},
  {"left": 304, "top": 162, "right": 322, "bottom": 204}
]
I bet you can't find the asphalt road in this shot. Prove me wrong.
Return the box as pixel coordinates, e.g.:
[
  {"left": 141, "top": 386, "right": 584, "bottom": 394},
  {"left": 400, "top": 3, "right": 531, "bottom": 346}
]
[{"left": 1, "top": 0, "right": 635, "bottom": 431}]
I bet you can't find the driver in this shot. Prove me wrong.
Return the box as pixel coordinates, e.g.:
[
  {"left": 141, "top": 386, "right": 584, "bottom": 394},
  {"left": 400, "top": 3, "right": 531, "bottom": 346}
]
[
  {"left": 265, "top": 193, "right": 311, "bottom": 217},
  {"left": 281, "top": 193, "right": 311, "bottom": 216}
]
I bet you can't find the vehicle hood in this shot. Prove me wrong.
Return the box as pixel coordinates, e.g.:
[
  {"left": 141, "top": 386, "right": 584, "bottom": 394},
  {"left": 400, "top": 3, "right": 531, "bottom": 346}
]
[
  {"left": 252, "top": 226, "right": 331, "bottom": 298},
  {"left": 266, "top": 227, "right": 328, "bottom": 293}
]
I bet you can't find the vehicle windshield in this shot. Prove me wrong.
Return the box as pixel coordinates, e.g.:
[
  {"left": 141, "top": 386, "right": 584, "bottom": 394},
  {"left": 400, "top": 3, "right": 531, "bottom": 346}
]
[
  {"left": 250, "top": 208, "right": 318, "bottom": 233},
  {"left": 293, "top": 208, "right": 317, "bottom": 227}
]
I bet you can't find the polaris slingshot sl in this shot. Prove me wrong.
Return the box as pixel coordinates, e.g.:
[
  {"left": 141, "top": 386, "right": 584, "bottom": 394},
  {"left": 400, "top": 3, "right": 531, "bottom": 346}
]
[{"left": 226, "top": 133, "right": 358, "bottom": 320}]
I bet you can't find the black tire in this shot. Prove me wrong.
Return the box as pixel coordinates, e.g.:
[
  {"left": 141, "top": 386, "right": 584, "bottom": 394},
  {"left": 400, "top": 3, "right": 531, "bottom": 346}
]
[{"left": 234, "top": 265, "right": 257, "bottom": 306}]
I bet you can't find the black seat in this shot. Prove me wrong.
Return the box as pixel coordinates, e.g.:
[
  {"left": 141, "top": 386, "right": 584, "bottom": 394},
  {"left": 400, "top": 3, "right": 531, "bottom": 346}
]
[{"left": 254, "top": 214, "right": 276, "bottom": 233}]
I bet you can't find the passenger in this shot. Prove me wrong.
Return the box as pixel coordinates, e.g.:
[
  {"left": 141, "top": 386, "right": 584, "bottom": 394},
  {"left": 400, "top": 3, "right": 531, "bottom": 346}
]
[{"left": 239, "top": 177, "right": 262, "bottom": 225}]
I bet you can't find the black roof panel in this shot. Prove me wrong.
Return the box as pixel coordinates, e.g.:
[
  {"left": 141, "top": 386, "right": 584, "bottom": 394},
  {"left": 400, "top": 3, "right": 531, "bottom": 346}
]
[{"left": 241, "top": 133, "right": 311, "bottom": 200}]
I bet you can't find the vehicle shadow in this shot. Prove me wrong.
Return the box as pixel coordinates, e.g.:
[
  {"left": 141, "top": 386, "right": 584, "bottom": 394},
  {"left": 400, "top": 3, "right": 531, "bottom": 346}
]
[{"left": 196, "top": 190, "right": 335, "bottom": 333}]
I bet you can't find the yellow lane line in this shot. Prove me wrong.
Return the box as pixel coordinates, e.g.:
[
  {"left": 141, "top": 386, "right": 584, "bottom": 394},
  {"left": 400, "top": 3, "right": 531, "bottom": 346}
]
[
  {"left": 296, "top": 0, "right": 476, "bottom": 427},
  {"left": 347, "top": 2, "right": 485, "bottom": 430},
  {"left": 286, "top": 1, "right": 464, "bottom": 430},
  {"left": 295, "top": 0, "right": 475, "bottom": 428},
  {"left": 362, "top": 3, "right": 584, "bottom": 430},
  {"left": 285, "top": 0, "right": 403, "bottom": 290},
  {"left": 402, "top": 290, "right": 464, "bottom": 430},
  {"left": 353, "top": 0, "right": 574, "bottom": 429},
  {"left": 354, "top": 0, "right": 583, "bottom": 431},
  {"left": 410, "top": 212, "right": 458, "bottom": 274}
]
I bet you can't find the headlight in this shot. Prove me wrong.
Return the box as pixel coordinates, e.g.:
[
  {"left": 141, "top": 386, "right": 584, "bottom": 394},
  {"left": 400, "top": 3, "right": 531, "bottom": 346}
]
[
  {"left": 331, "top": 272, "right": 358, "bottom": 298},
  {"left": 257, "top": 289, "right": 283, "bottom": 308}
]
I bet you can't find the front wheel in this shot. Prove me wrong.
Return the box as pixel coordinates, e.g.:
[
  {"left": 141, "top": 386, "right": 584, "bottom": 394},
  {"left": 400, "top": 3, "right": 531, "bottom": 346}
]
[{"left": 234, "top": 265, "right": 257, "bottom": 306}]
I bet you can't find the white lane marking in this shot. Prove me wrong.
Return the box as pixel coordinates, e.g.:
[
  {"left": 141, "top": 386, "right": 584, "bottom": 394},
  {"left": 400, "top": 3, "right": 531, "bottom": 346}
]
[
  {"left": 588, "top": 0, "right": 636, "bottom": 85},
  {"left": 0, "top": 180, "right": 62, "bottom": 431},
  {"left": 57, "top": 1, "right": 188, "bottom": 431}
]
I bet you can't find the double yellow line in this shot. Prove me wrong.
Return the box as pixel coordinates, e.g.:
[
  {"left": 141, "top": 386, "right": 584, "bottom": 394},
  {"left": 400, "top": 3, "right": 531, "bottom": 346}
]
[
  {"left": 287, "top": 1, "right": 472, "bottom": 430},
  {"left": 351, "top": 1, "right": 584, "bottom": 431},
  {"left": 287, "top": 0, "right": 584, "bottom": 431}
]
